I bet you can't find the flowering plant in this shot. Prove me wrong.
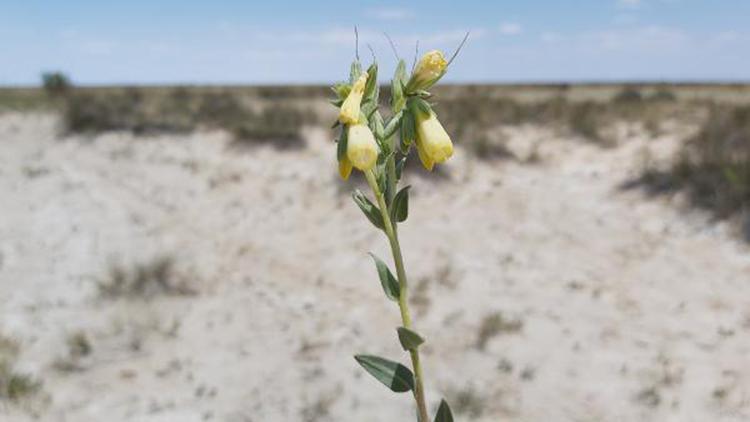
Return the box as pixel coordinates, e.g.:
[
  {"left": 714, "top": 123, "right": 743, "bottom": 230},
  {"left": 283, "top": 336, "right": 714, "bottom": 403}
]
[{"left": 330, "top": 34, "right": 466, "bottom": 422}]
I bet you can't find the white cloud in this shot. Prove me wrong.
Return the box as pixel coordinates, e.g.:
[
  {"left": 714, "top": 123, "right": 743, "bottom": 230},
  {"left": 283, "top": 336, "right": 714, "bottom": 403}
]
[
  {"left": 499, "top": 22, "right": 523, "bottom": 35},
  {"left": 366, "top": 7, "right": 413, "bottom": 21}
]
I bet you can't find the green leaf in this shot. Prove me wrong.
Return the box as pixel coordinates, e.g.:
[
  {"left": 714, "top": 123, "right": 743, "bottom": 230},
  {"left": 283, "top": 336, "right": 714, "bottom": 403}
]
[
  {"left": 352, "top": 190, "right": 384, "bottom": 230},
  {"left": 364, "top": 63, "right": 379, "bottom": 103},
  {"left": 350, "top": 60, "right": 363, "bottom": 84},
  {"left": 369, "top": 253, "right": 400, "bottom": 301},
  {"left": 331, "top": 82, "right": 351, "bottom": 100},
  {"left": 434, "top": 399, "right": 454, "bottom": 422},
  {"left": 391, "top": 185, "right": 410, "bottom": 223},
  {"left": 410, "top": 97, "right": 433, "bottom": 116},
  {"left": 354, "top": 355, "right": 414, "bottom": 393},
  {"left": 396, "top": 326, "right": 425, "bottom": 351},
  {"left": 400, "top": 110, "right": 415, "bottom": 154},
  {"left": 336, "top": 125, "right": 348, "bottom": 161}
]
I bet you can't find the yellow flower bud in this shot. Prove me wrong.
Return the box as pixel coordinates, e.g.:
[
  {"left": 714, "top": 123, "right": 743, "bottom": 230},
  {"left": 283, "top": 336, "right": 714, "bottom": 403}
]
[
  {"left": 338, "top": 72, "right": 368, "bottom": 125},
  {"left": 408, "top": 50, "right": 447, "bottom": 92},
  {"left": 347, "top": 124, "right": 379, "bottom": 171},
  {"left": 339, "top": 155, "right": 353, "bottom": 180},
  {"left": 415, "top": 110, "right": 453, "bottom": 170}
]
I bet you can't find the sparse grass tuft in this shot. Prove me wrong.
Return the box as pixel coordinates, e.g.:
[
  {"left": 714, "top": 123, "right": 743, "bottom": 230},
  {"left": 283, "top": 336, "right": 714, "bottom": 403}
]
[
  {"left": 448, "top": 385, "right": 487, "bottom": 418},
  {"left": 98, "top": 256, "right": 194, "bottom": 299},
  {"left": 476, "top": 312, "right": 523, "bottom": 350},
  {"left": 0, "top": 334, "right": 41, "bottom": 402}
]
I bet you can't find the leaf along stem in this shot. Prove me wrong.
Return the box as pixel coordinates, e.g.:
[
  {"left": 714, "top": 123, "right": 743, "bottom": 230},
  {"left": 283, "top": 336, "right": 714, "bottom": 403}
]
[{"left": 364, "top": 169, "right": 430, "bottom": 422}]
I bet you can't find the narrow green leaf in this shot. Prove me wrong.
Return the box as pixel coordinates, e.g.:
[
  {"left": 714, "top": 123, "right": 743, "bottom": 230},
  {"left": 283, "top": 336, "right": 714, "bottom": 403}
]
[
  {"left": 354, "top": 355, "right": 414, "bottom": 393},
  {"left": 364, "top": 63, "right": 379, "bottom": 103},
  {"left": 383, "top": 110, "right": 403, "bottom": 140},
  {"left": 352, "top": 190, "right": 384, "bottom": 230},
  {"left": 397, "top": 326, "right": 425, "bottom": 351},
  {"left": 391, "top": 60, "right": 407, "bottom": 113},
  {"left": 337, "top": 125, "right": 348, "bottom": 161},
  {"left": 369, "top": 253, "right": 400, "bottom": 301},
  {"left": 410, "top": 97, "right": 433, "bottom": 116},
  {"left": 371, "top": 111, "right": 385, "bottom": 142},
  {"left": 400, "top": 110, "right": 415, "bottom": 154},
  {"left": 391, "top": 185, "right": 411, "bottom": 223},
  {"left": 434, "top": 399, "right": 454, "bottom": 422},
  {"left": 350, "top": 60, "right": 363, "bottom": 84},
  {"left": 358, "top": 109, "right": 371, "bottom": 126},
  {"left": 395, "top": 156, "right": 407, "bottom": 180},
  {"left": 377, "top": 168, "right": 388, "bottom": 196}
]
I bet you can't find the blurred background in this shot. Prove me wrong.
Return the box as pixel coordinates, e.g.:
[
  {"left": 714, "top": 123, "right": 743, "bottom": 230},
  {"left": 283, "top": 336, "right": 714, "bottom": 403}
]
[{"left": 1, "top": 1, "right": 749, "bottom": 421}]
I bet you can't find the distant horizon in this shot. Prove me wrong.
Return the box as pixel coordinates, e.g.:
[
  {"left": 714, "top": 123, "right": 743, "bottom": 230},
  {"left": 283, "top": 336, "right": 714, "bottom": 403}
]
[{"left": 4, "top": 79, "right": 750, "bottom": 89}]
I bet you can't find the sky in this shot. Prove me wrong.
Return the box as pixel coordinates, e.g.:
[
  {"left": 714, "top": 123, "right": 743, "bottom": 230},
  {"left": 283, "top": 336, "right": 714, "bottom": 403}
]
[{"left": 0, "top": 0, "right": 748, "bottom": 85}]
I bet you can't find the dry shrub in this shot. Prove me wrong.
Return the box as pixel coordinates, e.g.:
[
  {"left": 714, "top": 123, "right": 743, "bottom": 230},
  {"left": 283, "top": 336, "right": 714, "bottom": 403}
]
[
  {"left": 674, "top": 106, "right": 750, "bottom": 217},
  {"left": 567, "top": 101, "right": 609, "bottom": 144},
  {"left": 627, "top": 105, "right": 750, "bottom": 238},
  {"left": 230, "top": 104, "right": 312, "bottom": 149},
  {"left": 650, "top": 88, "right": 677, "bottom": 102},
  {"left": 612, "top": 86, "right": 644, "bottom": 104},
  {"left": 62, "top": 88, "right": 316, "bottom": 147}
]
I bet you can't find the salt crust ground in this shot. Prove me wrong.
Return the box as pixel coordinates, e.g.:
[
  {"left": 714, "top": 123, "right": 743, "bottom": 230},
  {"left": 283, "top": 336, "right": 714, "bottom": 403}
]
[{"left": 1, "top": 113, "right": 749, "bottom": 421}]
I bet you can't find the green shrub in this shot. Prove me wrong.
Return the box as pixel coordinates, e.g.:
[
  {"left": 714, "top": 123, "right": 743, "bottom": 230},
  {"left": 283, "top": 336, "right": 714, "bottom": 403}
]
[{"left": 41, "top": 71, "right": 72, "bottom": 97}]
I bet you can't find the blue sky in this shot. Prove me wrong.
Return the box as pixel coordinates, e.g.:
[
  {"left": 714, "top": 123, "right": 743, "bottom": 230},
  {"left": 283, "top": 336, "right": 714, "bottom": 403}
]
[{"left": 0, "top": 0, "right": 748, "bottom": 85}]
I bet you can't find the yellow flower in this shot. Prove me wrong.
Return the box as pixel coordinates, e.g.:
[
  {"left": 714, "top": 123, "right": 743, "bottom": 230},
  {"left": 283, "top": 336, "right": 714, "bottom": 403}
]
[
  {"left": 347, "top": 124, "right": 379, "bottom": 171},
  {"left": 415, "top": 110, "right": 453, "bottom": 171},
  {"left": 338, "top": 72, "right": 368, "bottom": 125},
  {"left": 339, "top": 155, "right": 353, "bottom": 180},
  {"left": 407, "top": 50, "right": 447, "bottom": 92}
]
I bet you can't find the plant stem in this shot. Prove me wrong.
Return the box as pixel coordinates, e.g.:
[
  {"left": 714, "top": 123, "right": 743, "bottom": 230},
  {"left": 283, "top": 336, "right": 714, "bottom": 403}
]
[{"left": 365, "top": 169, "right": 430, "bottom": 422}]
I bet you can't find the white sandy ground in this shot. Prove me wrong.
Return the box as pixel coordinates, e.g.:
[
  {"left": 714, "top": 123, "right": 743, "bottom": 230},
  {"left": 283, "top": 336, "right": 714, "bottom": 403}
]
[{"left": 1, "top": 112, "right": 749, "bottom": 422}]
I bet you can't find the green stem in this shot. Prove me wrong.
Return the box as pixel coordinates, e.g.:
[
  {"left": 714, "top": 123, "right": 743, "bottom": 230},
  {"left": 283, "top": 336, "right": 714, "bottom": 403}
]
[{"left": 364, "top": 169, "right": 430, "bottom": 422}]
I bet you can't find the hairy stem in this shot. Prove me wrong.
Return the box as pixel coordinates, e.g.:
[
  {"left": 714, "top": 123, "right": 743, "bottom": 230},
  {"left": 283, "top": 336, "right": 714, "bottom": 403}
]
[{"left": 365, "top": 169, "right": 430, "bottom": 422}]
